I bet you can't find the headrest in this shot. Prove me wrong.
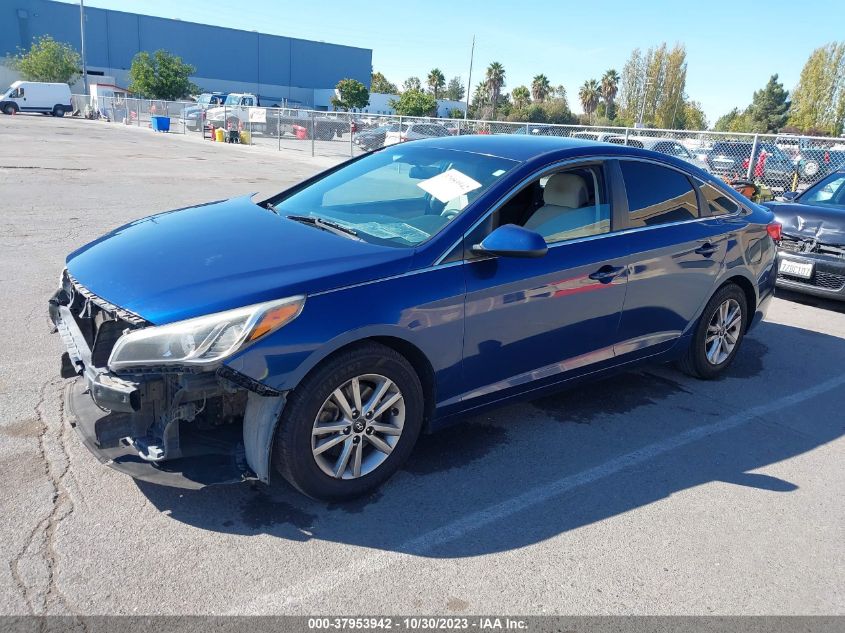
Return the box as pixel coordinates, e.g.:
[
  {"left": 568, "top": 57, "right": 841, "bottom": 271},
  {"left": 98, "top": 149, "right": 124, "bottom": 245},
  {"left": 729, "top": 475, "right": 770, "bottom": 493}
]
[{"left": 543, "top": 173, "right": 588, "bottom": 208}]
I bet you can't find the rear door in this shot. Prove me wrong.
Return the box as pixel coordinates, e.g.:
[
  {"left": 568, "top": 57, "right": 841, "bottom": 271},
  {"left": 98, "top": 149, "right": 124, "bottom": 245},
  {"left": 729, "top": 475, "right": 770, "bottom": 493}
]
[{"left": 613, "top": 159, "right": 730, "bottom": 358}]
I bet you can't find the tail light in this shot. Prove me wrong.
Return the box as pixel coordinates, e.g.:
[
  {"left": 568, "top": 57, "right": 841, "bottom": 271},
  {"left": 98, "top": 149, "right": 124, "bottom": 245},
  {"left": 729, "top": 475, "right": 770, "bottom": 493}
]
[{"left": 767, "top": 222, "right": 782, "bottom": 242}]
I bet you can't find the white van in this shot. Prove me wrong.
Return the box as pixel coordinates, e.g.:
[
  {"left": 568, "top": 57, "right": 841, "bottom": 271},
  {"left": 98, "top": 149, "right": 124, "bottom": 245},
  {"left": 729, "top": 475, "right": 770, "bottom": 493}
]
[{"left": 1, "top": 81, "right": 72, "bottom": 117}]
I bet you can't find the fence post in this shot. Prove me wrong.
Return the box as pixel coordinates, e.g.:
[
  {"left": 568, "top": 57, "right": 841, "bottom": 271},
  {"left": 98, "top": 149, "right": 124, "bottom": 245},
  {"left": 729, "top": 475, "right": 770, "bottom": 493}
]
[
  {"left": 747, "top": 133, "right": 760, "bottom": 180},
  {"left": 624, "top": 127, "right": 630, "bottom": 145},
  {"left": 136, "top": 99, "right": 140, "bottom": 127},
  {"left": 277, "top": 108, "right": 281, "bottom": 152},
  {"left": 311, "top": 111, "right": 315, "bottom": 157},
  {"left": 349, "top": 113, "right": 354, "bottom": 157}
]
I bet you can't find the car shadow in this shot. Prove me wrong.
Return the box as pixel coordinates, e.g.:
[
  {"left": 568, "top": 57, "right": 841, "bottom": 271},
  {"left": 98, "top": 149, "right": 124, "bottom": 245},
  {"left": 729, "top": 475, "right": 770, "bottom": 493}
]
[
  {"left": 776, "top": 288, "right": 845, "bottom": 313},
  {"left": 135, "top": 320, "right": 844, "bottom": 557}
]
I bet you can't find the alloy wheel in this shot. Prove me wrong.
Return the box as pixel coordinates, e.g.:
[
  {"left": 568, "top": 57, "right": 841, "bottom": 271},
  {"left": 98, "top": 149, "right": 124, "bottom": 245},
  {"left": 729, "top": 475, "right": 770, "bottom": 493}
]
[
  {"left": 311, "top": 374, "right": 405, "bottom": 479},
  {"left": 705, "top": 298, "right": 742, "bottom": 365}
]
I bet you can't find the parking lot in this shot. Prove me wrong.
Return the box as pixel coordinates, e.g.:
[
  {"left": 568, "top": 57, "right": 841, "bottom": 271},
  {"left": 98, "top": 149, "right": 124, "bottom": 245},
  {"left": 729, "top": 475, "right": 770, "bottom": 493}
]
[{"left": 1, "top": 114, "right": 843, "bottom": 616}]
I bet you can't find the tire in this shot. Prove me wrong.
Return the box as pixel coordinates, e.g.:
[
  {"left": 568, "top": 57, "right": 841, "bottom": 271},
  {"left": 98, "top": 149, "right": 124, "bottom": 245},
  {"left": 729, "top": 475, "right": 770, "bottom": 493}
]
[
  {"left": 676, "top": 283, "right": 748, "bottom": 379},
  {"left": 52, "top": 105, "right": 65, "bottom": 117},
  {"left": 274, "top": 342, "right": 424, "bottom": 500},
  {"left": 3, "top": 103, "right": 17, "bottom": 115}
]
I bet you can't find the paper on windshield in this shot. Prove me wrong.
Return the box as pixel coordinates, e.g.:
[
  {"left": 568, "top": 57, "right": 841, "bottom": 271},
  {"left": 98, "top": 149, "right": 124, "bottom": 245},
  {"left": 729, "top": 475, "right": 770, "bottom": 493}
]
[{"left": 417, "top": 169, "right": 482, "bottom": 203}]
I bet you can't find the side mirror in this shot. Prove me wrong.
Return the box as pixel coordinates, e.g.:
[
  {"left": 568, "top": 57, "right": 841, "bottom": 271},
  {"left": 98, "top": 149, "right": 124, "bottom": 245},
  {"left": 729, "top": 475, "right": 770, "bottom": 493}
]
[
  {"left": 472, "top": 224, "right": 548, "bottom": 258},
  {"left": 779, "top": 191, "right": 800, "bottom": 201}
]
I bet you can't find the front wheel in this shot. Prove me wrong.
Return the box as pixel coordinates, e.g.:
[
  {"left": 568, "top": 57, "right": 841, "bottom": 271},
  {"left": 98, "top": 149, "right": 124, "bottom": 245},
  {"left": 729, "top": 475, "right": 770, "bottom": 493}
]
[
  {"left": 273, "top": 342, "right": 424, "bottom": 500},
  {"left": 677, "top": 283, "right": 748, "bottom": 379},
  {"left": 3, "top": 103, "right": 18, "bottom": 115},
  {"left": 52, "top": 105, "right": 65, "bottom": 117}
]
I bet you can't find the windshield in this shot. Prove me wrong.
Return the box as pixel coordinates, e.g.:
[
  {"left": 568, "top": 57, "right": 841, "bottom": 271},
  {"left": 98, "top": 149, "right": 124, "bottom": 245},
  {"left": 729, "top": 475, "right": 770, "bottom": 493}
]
[
  {"left": 224, "top": 94, "right": 241, "bottom": 106},
  {"left": 799, "top": 173, "right": 845, "bottom": 207},
  {"left": 272, "top": 146, "right": 518, "bottom": 247},
  {"left": 197, "top": 94, "right": 211, "bottom": 105}
]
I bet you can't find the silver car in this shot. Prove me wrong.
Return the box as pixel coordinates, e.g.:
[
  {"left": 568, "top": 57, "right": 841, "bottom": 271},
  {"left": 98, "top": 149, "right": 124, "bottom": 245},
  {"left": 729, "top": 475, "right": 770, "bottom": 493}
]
[{"left": 609, "top": 135, "right": 711, "bottom": 172}]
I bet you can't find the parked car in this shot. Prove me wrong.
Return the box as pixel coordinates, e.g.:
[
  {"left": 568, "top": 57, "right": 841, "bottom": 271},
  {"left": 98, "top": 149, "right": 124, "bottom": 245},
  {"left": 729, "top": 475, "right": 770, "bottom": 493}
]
[
  {"left": 514, "top": 124, "right": 567, "bottom": 137},
  {"left": 607, "top": 135, "right": 710, "bottom": 172},
  {"left": 570, "top": 131, "right": 621, "bottom": 142},
  {"left": 182, "top": 92, "right": 228, "bottom": 131},
  {"left": 384, "top": 122, "right": 451, "bottom": 145},
  {"left": 50, "top": 135, "right": 777, "bottom": 500},
  {"left": 775, "top": 135, "right": 845, "bottom": 184},
  {"left": 353, "top": 123, "right": 408, "bottom": 150},
  {"left": 765, "top": 170, "right": 845, "bottom": 300},
  {"left": 0, "top": 80, "right": 72, "bottom": 117},
  {"left": 705, "top": 141, "right": 795, "bottom": 191}
]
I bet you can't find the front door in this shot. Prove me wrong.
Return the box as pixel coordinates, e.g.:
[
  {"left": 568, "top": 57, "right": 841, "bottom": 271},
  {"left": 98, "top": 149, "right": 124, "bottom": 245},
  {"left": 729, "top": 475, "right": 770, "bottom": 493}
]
[{"left": 460, "top": 161, "right": 629, "bottom": 408}]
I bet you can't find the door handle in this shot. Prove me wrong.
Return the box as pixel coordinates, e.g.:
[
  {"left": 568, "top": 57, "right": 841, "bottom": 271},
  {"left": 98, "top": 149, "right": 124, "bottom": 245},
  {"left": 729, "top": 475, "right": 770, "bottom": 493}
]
[
  {"left": 589, "top": 265, "right": 626, "bottom": 284},
  {"left": 694, "top": 242, "right": 719, "bottom": 257}
]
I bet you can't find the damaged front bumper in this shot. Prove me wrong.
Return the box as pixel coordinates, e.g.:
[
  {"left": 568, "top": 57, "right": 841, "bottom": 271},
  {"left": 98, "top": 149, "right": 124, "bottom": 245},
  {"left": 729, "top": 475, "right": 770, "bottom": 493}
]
[
  {"left": 49, "top": 273, "right": 287, "bottom": 489},
  {"left": 776, "top": 246, "right": 845, "bottom": 301}
]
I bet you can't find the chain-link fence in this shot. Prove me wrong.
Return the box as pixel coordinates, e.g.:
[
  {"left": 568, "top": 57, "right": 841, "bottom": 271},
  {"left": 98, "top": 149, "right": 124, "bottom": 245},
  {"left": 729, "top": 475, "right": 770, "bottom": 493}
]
[{"left": 71, "top": 94, "right": 845, "bottom": 192}]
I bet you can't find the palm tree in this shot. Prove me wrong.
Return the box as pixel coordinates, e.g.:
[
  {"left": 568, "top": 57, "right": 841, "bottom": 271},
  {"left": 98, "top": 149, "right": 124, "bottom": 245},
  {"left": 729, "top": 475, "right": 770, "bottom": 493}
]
[
  {"left": 531, "top": 74, "right": 551, "bottom": 102},
  {"left": 600, "top": 69, "right": 620, "bottom": 120},
  {"left": 427, "top": 68, "right": 446, "bottom": 100},
  {"left": 472, "top": 81, "right": 490, "bottom": 118},
  {"left": 579, "top": 79, "right": 600, "bottom": 123},
  {"left": 511, "top": 86, "right": 531, "bottom": 109},
  {"left": 485, "top": 62, "right": 506, "bottom": 119}
]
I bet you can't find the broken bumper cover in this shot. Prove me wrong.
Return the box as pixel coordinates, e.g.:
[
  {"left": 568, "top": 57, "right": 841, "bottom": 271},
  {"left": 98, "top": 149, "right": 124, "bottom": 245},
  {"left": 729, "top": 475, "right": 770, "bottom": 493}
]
[
  {"left": 65, "top": 379, "right": 253, "bottom": 489},
  {"left": 50, "top": 294, "right": 275, "bottom": 489},
  {"left": 776, "top": 251, "right": 845, "bottom": 300}
]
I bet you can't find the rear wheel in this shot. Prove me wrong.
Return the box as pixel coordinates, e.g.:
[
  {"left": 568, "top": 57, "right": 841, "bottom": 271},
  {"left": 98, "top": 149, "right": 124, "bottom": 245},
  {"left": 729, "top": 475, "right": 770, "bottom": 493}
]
[
  {"left": 677, "top": 283, "right": 748, "bottom": 379},
  {"left": 273, "top": 342, "right": 424, "bottom": 500}
]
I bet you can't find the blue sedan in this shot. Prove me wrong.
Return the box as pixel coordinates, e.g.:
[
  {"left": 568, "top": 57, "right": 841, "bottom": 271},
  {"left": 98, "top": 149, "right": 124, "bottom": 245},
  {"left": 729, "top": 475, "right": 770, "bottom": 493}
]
[{"left": 49, "top": 135, "right": 779, "bottom": 499}]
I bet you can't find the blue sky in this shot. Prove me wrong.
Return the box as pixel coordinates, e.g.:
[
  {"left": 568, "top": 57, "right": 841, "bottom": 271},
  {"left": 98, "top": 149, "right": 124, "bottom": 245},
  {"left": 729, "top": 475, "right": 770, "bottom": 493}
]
[{"left": 60, "top": 0, "right": 843, "bottom": 125}]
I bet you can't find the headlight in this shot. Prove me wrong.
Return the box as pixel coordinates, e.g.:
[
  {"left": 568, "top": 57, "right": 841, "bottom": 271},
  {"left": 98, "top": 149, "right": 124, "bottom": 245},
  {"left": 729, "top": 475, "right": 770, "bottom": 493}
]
[{"left": 108, "top": 295, "right": 304, "bottom": 371}]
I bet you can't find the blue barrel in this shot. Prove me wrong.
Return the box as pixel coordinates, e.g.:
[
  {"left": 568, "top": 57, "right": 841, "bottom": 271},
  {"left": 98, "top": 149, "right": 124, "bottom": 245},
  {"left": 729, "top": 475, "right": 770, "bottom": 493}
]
[{"left": 151, "top": 115, "right": 171, "bottom": 132}]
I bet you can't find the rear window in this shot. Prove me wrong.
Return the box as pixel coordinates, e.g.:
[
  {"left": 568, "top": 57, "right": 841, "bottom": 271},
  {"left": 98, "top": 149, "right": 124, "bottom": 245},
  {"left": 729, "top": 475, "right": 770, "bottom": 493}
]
[
  {"left": 698, "top": 181, "right": 740, "bottom": 216},
  {"left": 620, "top": 161, "right": 699, "bottom": 227}
]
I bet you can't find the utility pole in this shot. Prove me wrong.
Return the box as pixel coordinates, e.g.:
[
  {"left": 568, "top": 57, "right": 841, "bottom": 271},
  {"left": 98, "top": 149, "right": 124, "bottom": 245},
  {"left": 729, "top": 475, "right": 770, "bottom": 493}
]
[
  {"left": 464, "top": 35, "right": 474, "bottom": 120},
  {"left": 80, "top": 0, "right": 88, "bottom": 94}
]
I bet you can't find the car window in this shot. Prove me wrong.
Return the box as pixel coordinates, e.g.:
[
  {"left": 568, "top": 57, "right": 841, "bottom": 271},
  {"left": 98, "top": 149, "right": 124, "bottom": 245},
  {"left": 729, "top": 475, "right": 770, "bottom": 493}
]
[
  {"left": 620, "top": 161, "right": 699, "bottom": 227},
  {"left": 801, "top": 175, "right": 845, "bottom": 205},
  {"left": 697, "top": 181, "right": 740, "bottom": 216},
  {"left": 488, "top": 164, "right": 611, "bottom": 245},
  {"left": 673, "top": 144, "right": 692, "bottom": 158}
]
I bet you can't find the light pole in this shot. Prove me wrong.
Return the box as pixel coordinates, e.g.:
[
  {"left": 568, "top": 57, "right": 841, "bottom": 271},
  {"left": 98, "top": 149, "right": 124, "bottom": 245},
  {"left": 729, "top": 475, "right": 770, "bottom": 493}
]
[
  {"left": 464, "top": 35, "right": 474, "bottom": 120},
  {"left": 636, "top": 78, "right": 653, "bottom": 128},
  {"left": 79, "top": 0, "right": 88, "bottom": 94}
]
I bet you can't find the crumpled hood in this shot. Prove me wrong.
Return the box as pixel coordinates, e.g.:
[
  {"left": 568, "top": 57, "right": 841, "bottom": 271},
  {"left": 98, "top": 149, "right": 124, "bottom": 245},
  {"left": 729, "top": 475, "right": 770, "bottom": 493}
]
[
  {"left": 764, "top": 201, "right": 845, "bottom": 246},
  {"left": 66, "top": 196, "right": 412, "bottom": 324}
]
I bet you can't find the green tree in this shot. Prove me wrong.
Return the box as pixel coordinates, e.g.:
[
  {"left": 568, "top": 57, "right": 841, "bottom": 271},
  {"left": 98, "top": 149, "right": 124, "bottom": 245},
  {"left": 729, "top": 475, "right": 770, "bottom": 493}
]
[
  {"left": 128, "top": 50, "right": 199, "bottom": 100},
  {"left": 789, "top": 42, "right": 845, "bottom": 135},
  {"left": 618, "top": 43, "right": 688, "bottom": 128},
  {"left": 426, "top": 68, "right": 446, "bottom": 100},
  {"left": 578, "top": 79, "right": 600, "bottom": 123},
  {"left": 389, "top": 89, "right": 437, "bottom": 116},
  {"left": 747, "top": 74, "right": 790, "bottom": 132},
  {"left": 371, "top": 71, "right": 398, "bottom": 94},
  {"left": 332, "top": 78, "right": 370, "bottom": 111},
  {"left": 9, "top": 35, "right": 80, "bottom": 84},
  {"left": 470, "top": 81, "right": 490, "bottom": 118},
  {"left": 531, "top": 74, "right": 551, "bottom": 102},
  {"left": 445, "top": 76, "right": 465, "bottom": 101},
  {"left": 511, "top": 85, "right": 531, "bottom": 109},
  {"left": 403, "top": 76, "right": 422, "bottom": 92},
  {"left": 484, "top": 62, "right": 506, "bottom": 119},
  {"left": 680, "top": 100, "right": 708, "bottom": 130},
  {"left": 600, "top": 69, "right": 620, "bottom": 120}
]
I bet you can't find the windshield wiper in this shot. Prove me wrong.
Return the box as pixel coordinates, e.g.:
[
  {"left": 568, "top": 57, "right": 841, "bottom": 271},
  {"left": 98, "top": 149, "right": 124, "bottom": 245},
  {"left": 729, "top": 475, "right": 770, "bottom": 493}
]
[{"left": 285, "top": 214, "right": 363, "bottom": 241}]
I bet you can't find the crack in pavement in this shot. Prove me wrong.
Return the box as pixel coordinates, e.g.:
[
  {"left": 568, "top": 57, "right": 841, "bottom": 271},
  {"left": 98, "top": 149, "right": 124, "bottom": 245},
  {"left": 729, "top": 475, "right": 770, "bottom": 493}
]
[{"left": 9, "top": 376, "right": 78, "bottom": 615}]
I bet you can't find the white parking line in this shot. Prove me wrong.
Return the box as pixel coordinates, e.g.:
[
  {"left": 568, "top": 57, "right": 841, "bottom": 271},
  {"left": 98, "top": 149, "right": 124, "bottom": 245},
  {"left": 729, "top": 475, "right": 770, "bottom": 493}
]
[{"left": 230, "top": 374, "right": 845, "bottom": 613}]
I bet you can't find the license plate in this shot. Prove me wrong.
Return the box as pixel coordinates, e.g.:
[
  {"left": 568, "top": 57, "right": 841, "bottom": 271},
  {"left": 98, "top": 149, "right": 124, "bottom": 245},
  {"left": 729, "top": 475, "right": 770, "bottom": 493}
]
[{"left": 779, "top": 259, "right": 813, "bottom": 278}]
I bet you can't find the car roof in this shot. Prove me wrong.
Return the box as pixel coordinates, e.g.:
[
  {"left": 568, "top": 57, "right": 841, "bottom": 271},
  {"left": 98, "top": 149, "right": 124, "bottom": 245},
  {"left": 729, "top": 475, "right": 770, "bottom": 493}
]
[
  {"left": 624, "top": 136, "right": 682, "bottom": 147},
  {"left": 406, "top": 134, "right": 674, "bottom": 162}
]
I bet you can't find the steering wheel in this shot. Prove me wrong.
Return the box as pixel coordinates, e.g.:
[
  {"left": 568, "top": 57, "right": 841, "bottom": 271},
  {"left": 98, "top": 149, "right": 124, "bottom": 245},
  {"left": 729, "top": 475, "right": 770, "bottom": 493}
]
[{"left": 440, "top": 207, "right": 460, "bottom": 220}]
